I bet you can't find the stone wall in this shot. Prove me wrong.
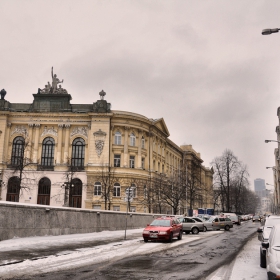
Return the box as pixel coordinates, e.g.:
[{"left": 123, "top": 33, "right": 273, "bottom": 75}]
[{"left": 0, "top": 201, "right": 158, "bottom": 241}]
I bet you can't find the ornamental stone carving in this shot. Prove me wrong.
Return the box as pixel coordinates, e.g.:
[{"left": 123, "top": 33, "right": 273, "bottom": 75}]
[
  {"left": 70, "top": 127, "right": 88, "bottom": 138},
  {"left": 93, "top": 129, "right": 106, "bottom": 158},
  {"left": 11, "top": 125, "right": 28, "bottom": 136},
  {"left": 41, "top": 126, "right": 58, "bottom": 137}
]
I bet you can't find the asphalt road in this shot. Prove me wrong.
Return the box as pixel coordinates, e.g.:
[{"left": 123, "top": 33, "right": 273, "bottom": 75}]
[{"left": 10, "top": 221, "right": 259, "bottom": 280}]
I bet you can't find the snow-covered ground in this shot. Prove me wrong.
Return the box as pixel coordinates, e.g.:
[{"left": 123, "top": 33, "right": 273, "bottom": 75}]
[
  {"left": 0, "top": 228, "right": 267, "bottom": 279},
  {"left": 207, "top": 234, "right": 267, "bottom": 280},
  {"left": 0, "top": 229, "right": 221, "bottom": 279}
]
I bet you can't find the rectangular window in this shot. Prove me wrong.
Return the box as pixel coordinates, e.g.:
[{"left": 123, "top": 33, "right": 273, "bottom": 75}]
[
  {"left": 130, "top": 206, "right": 136, "bottom": 212},
  {"left": 113, "top": 206, "right": 120, "bottom": 211},
  {"left": 114, "top": 154, "right": 121, "bottom": 167},
  {"left": 115, "top": 133, "right": 121, "bottom": 145},
  {"left": 141, "top": 138, "right": 145, "bottom": 149},
  {"left": 94, "top": 185, "right": 102, "bottom": 196},
  {"left": 113, "top": 186, "right": 121, "bottom": 197},
  {"left": 141, "top": 158, "right": 145, "bottom": 169},
  {"left": 130, "top": 156, "right": 135, "bottom": 168},
  {"left": 93, "top": 205, "right": 101, "bottom": 209}
]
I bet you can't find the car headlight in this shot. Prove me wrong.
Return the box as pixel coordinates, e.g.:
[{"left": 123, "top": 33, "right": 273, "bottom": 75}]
[
  {"left": 158, "top": 231, "right": 167, "bottom": 235},
  {"left": 143, "top": 230, "right": 150, "bottom": 234}
]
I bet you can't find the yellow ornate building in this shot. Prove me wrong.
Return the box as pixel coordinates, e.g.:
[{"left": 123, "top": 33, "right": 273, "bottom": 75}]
[{"left": 0, "top": 74, "right": 213, "bottom": 214}]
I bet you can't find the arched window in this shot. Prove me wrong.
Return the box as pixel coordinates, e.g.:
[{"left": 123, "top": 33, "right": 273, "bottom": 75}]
[
  {"left": 130, "top": 133, "right": 136, "bottom": 146},
  {"left": 69, "top": 178, "right": 82, "bottom": 208},
  {"left": 71, "top": 138, "right": 85, "bottom": 168},
  {"left": 6, "top": 176, "right": 20, "bottom": 202},
  {"left": 41, "top": 137, "right": 55, "bottom": 166},
  {"left": 37, "top": 177, "right": 51, "bottom": 205},
  {"left": 115, "top": 131, "right": 121, "bottom": 145},
  {"left": 113, "top": 182, "right": 121, "bottom": 197},
  {"left": 11, "top": 136, "right": 25, "bottom": 166},
  {"left": 94, "top": 182, "right": 102, "bottom": 196}
]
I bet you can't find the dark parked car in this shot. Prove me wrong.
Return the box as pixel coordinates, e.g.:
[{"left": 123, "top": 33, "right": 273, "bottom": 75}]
[
  {"left": 257, "top": 215, "right": 280, "bottom": 268},
  {"left": 142, "top": 216, "right": 183, "bottom": 242},
  {"left": 262, "top": 224, "right": 280, "bottom": 279}
]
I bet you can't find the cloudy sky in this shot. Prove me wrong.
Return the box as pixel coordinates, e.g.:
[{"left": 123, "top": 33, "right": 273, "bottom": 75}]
[{"left": 1, "top": 0, "right": 280, "bottom": 189}]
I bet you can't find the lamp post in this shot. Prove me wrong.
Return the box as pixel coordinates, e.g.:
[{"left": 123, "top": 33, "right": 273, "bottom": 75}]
[
  {"left": 265, "top": 140, "right": 280, "bottom": 144},
  {"left": 262, "top": 28, "right": 280, "bottom": 35}
]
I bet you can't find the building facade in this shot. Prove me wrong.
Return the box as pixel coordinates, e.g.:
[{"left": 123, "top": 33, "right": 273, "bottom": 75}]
[{"left": 0, "top": 73, "right": 213, "bottom": 214}]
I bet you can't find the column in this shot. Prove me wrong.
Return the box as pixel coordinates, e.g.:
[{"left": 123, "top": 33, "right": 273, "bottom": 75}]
[
  {"left": 4, "top": 123, "right": 11, "bottom": 161},
  {"left": 33, "top": 124, "right": 40, "bottom": 164},
  {"left": 26, "top": 124, "right": 34, "bottom": 160},
  {"left": 56, "top": 124, "right": 63, "bottom": 164},
  {"left": 137, "top": 130, "right": 142, "bottom": 169},
  {"left": 124, "top": 126, "right": 129, "bottom": 167},
  {"left": 63, "top": 124, "right": 71, "bottom": 164},
  {"left": 149, "top": 132, "right": 153, "bottom": 171}
]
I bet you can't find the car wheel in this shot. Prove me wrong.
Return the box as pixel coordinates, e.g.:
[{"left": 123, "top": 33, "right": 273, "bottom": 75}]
[
  {"left": 203, "top": 226, "right": 207, "bottom": 232},
  {"left": 178, "top": 231, "right": 183, "bottom": 240},
  {"left": 192, "top": 227, "right": 199, "bottom": 234},
  {"left": 144, "top": 238, "right": 148, "bottom": 243},
  {"left": 168, "top": 232, "right": 173, "bottom": 243},
  {"left": 260, "top": 250, "right": 266, "bottom": 268},
  {"left": 225, "top": 225, "right": 230, "bottom": 231}
]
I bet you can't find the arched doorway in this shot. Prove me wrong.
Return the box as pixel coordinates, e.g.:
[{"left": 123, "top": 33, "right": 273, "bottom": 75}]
[
  {"left": 69, "top": 178, "right": 82, "bottom": 208},
  {"left": 37, "top": 177, "right": 51, "bottom": 205},
  {"left": 6, "top": 176, "right": 20, "bottom": 202}
]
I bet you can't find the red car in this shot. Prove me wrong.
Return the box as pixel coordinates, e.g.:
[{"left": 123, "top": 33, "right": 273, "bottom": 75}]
[{"left": 142, "top": 216, "right": 183, "bottom": 242}]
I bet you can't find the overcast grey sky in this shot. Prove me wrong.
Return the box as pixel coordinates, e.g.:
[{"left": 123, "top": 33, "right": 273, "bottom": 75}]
[{"left": 1, "top": 0, "right": 280, "bottom": 189}]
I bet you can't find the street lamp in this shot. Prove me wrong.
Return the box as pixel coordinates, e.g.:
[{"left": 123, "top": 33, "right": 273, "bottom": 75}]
[
  {"left": 265, "top": 140, "right": 280, "bottom": 144},
  {"left": 262, "top": 28, "right": 280, "bottom": 35}
]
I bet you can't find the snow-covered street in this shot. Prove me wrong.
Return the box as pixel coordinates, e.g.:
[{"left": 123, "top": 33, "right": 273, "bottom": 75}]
[{"left": 0, "top": 226, "right": 268, "bottom": 280}]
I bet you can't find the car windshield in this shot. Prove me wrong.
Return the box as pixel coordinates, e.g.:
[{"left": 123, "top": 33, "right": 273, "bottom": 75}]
[
  {"left": 208, "top": 216, "right": 216, "bottom": 222},
  {"left": 150, "top": 219, "right": 171, "bottom": 227}
]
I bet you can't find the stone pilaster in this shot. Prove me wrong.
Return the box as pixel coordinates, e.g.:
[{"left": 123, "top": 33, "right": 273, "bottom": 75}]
[
  {"left": 56, "top": 124, "right": 63, "bottom": 164},
  {"left": 33, "top": 124, "right": 40, "bottom": 163},
  {"left": 63, "top": 124, "right": 71, "bottom": 164}
]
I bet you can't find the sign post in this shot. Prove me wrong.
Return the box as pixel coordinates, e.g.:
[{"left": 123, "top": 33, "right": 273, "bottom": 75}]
[{"left": 124, "top": 187, "right": 134, "bottom": 240}]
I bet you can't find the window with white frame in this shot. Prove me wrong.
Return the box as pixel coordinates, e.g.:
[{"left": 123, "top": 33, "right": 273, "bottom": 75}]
[
  {"left": 131, "top": 183, "right": 137, "bottom": 197},
  {"left": 113, "top": 206, "right": 120, "bottom": 211},
  {"left": 141, "top": 137, "right": 145, "bottom": 149},
  {"left": 130, "top": 156, "right": 135, "bottom": 168},
  {"left": 94, "top": 182, "right": 102, "bottom": 196},
  {"left": 114, "top": 154, "right": 121, "bottom": 167},
  {"left": 113, "top": 183, "right": 121, "bottom": 197},
  {"left": 130, "top": 133, "right": 136, "bottom": 146},
  {"left": 130, "top": 206, "right": 136, "bottom": 212},
  {"left": 114, "top": 131, "right": 121, "bottom": 145}
]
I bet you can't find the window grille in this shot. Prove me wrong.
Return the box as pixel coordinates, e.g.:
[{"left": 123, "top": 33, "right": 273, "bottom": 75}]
[{"left": 41, "top": 137, "right": 55, "bottom": 166}]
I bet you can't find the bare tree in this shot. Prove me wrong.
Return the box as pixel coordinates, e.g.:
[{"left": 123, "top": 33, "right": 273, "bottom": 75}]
[
  {"left": 5, "top": 133, "right": 38, "bottom": 198},
  {"left": 211, "top": 149, "right": 250, "bottom": 213},
  {"left": 186, "top": 160, "right": 203, "bottom": 216},
  {"left": 159, "top": 170, "right": 186, "bottom": 215},
  {"left": 91, "top": 164, "right": 116, "bottom": 210}
]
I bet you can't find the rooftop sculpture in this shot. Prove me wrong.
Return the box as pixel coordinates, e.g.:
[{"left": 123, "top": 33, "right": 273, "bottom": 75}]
[{"left": 38, "top": 67, "right": 68, "bottom": 94}]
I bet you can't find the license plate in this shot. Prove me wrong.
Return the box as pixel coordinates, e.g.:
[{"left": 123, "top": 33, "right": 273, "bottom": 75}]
[{"left": 150, "top": 233, "right": 158, "bottom": 238}]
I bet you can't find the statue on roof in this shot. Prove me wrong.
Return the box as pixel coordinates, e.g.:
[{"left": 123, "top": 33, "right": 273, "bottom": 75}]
[
  {"left": 51, "top": 66, "right": 63, "bottom": 92},
  {"left": 38, "top": 67, "right": 68, "bottom": 95}
]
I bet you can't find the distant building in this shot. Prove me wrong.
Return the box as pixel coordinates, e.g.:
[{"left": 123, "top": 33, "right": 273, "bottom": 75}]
[{"left": 254, "top": 178, "right": 266, "bottom": 198}]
